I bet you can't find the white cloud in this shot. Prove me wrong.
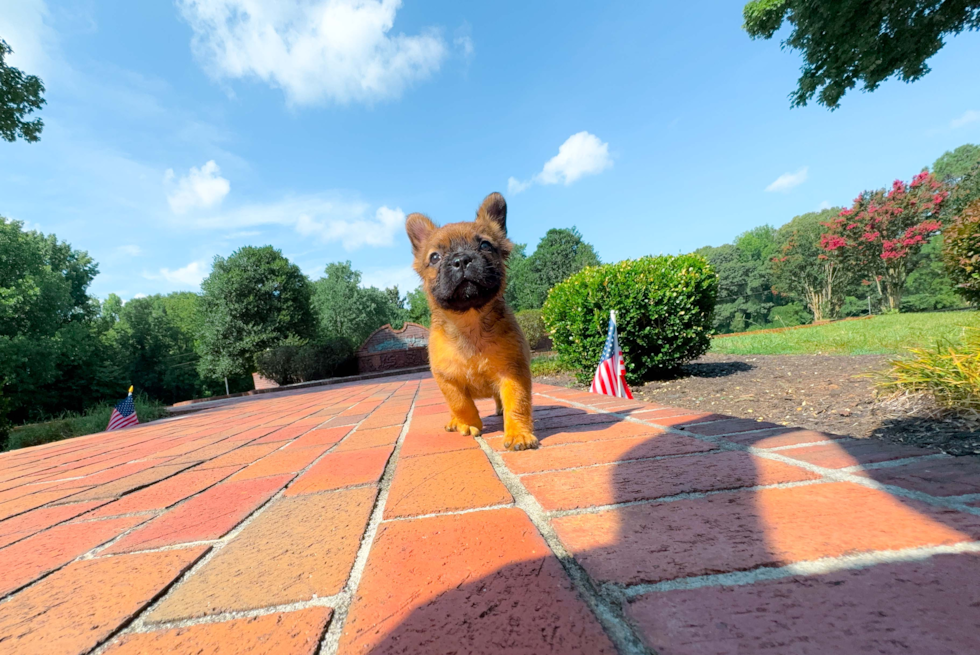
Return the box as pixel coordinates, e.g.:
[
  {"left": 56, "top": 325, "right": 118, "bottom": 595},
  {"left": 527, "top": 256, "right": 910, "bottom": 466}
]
[
  {"left": 133, "top": 293, "right": 148, "bottom": 299},
  {"left": 185, "top": 195, "right": 405, "bottom": 250},
  {"left": 951, "top": 110, "right": 980, "bottom": 129},
  {"left": 509, "top": 131, "right": 613, "bottom": 194},
  {"left": 176, "top": 0, "right": 448, "bottom": 106},
  {"left": 507, "top": 176, "right": 532, "bottom": 194},
  {"left": 360, "top": 265, "right": 419, "bottom": 292},
  {"left": 453, "top": 21, "right": 474, "bottom": 61},
  {"left": 818, "top": 200, "right": 832, "bottom": 210},
  {"left": 765, "top": 167, "right": 808, "bottom": 193},
  {"left": 295, "top": 205, "right": 405, "bottom": 249},
  {"left": 165, "top": 160, "right": 231, "bottom": 214},
  {"left": 117, "top": 244, "right": 142, "bottom": 256},
  {"left": 150, "top": 260, "right": 209, "bottom": 287},
  {"left": 454, "top": 35, "right": 474, "bottom": 59}
]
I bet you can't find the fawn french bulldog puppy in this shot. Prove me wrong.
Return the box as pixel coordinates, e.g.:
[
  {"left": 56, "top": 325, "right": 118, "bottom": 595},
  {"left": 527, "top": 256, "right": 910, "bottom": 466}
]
[{"left": 406, "top": 192, "right": 538, "bottom": 451}]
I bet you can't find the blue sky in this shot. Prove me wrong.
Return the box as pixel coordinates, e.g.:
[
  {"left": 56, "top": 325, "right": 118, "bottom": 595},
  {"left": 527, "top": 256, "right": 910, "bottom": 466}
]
[{"left": 2, "top": 1, "right": 979, "bottom": 301}]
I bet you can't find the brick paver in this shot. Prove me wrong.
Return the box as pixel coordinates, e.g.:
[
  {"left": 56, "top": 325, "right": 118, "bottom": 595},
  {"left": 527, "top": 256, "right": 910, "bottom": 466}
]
[
  {"left": 1, "top": 372, "right": 978, "bottom": 654},
  {"left": 103, "top": 608, "right": 331, "bottom": 655}
]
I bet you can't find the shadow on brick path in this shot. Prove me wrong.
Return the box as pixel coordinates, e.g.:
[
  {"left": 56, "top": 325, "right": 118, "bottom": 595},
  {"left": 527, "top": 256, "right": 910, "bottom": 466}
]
[{"left": 347, "top": 400, "right": 980, "bottom": 654}]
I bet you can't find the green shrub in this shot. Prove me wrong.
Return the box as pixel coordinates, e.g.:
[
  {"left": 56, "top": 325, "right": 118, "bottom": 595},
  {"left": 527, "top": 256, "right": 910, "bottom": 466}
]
[
  {"left": 515, "top": 309, "right": 548, "bottom": 350},
  {"left": 255, "top": 338, "right": 355, "bottom": 386},
  {"left": 543, "top": 255, "right": 717, "bottom": 384},
  {"left": 6, "top": 395, "right": 168, "bottom": 451},
  {"left": 943, "top": 198, "right": 980, "bottom": 304}
]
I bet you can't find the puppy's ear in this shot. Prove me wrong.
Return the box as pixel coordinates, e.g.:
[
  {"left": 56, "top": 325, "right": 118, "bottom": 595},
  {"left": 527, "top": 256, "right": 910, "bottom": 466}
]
[
  {"left": 406, "top": 213, "right": 437, "bottom": 255},
  {"left": 476, "top": 192, "right": 507, "bottom": 235}
]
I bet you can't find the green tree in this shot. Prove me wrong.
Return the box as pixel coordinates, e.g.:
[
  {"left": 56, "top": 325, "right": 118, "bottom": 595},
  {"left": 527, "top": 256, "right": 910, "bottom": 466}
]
[
  {"left": 902, "top": 235, "right": 964, "bottom": 311},
  {"left": 0, "top": 39, "right": 45, "bottom": 143},
  {"left": 509, "top": 228, "right": 600, "bottom": 311},
  {"left": 104, "top": 293, "right": 210, "bottom": 404},
  {"left": 932, "top": 144, "right": 980, "bottom": 182},
  {"left": 312, "top": 261, "right": 403, "bottom": 347},
  {"left": 406, "top": 286, "right": 431, "bottom": 327},
  {"left": 772, "top": 208, "right": 846, "bottom": 321},
  {"left": 942, "top": 160, "right": 980, "bottom": 225},
  {"left": 743, "top": 1, "right": 980, "bottom": 109},
  {"left": 943, "top": 198, "right": 980, "bottom": 304},
  {"left": 0, "top": 217, "right": 109, "bottom": 422},
  {"left": 198, "top": 246, "right": 315, "bottom": 379},
  {"left": 695, "top": 226, "right": 783, "bottom": 333},
  {"left": 504, "top": 243, "right": 528, "bottom": 309}
]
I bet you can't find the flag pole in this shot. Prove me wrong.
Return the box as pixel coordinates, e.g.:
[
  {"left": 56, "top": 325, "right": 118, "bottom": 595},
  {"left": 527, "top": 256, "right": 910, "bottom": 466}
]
[{"left": 611, "top": 311, "right": 621, "bottom": 397}]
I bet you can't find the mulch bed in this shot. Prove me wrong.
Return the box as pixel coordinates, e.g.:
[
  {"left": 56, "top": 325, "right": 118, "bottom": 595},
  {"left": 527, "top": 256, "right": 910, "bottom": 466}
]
[{"left": 535, "top": 353, "right": 980, "bottom": 457}]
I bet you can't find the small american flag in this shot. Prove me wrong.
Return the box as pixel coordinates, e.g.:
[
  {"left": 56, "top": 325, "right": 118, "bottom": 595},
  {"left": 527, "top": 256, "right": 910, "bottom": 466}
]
[
  {"left": 107, "top": 388, "right": 139, "bottom": 431},
  {"left": 590, "top": 310, "right": 633, "bottom": 399}
]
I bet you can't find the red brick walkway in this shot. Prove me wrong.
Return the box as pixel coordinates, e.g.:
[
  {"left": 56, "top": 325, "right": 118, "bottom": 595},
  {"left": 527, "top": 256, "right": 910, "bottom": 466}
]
[{"left": 1, "top": 374, "right": 979, "bottom": 654}]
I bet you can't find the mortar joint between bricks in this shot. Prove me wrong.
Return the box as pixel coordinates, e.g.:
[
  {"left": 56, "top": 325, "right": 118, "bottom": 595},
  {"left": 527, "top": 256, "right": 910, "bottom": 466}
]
[
  {"left": 474, "top": 435, "right": 655, "bottom": 655},
  {"left": 317, "top": 381, "right": 422, "bottom": 655},
  {"left": 534, "top": 391, "right": 980, "bottom": 517},
  {"left": 84, "top": 387, "right": 405, "bottom": 654},
  {"left": 620, "top": 541, "right": 980, "bottom": 597}
]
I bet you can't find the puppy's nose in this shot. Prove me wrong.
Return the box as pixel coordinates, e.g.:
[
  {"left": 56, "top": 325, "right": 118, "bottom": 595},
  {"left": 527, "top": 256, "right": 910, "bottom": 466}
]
[{"left": 450, "top": 253, "right": 473, "bottom": 270}]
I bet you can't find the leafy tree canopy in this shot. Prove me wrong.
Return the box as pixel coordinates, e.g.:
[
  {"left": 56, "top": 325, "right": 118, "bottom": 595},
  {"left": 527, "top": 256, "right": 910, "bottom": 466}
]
[
  {"left": 405, "top": 286, "right": 431, "bottom": 327},
  {"left": 509, "top": 228, "right": 600, "bottom": 311},
  {"left": 772, "top": 208, "right": 847, "bottom": 321},
  {"left": 198, "top": 246, "right": 315, "bottom": 379},
  {"left": 743, "top": 1, "right": 980, "bottom": 109},
  {"left": 0, "top": 39, "right": 45, "bottom": 143},
  {"left": 695, "top": 226, "right": 782, "bottom": 333},
  {"left": 0, "top": 217, "right": 107, "bottom": 422},
  {"left": 105, "top": 296, "right": 195, "bottom": 403},
  {"left": 312, "top": 261, "right": 404, "bottom": 347},
  {"left": 822, "top": 172, "right": 946, "bottom": 311},
  {"left": 932, "top": 144, "right": 980, "bottom": 182}
]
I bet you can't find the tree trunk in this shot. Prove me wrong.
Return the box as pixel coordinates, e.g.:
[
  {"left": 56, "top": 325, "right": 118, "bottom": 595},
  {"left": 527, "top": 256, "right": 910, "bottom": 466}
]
[
  {"left": 803, "top": 285, "right": 824, "bottom": 322},
  {"left": 884, "top": 263, "right": 906, "bottom": 313}
]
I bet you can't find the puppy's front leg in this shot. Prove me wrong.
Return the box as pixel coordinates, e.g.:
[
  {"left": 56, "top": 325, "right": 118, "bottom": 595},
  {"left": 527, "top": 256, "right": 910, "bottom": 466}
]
[
  {"left": 499, "top": 376, "right": 538, "bottom": 451},
  {"left": 436, "top": 376, "right": 483, "bottom": 436}
]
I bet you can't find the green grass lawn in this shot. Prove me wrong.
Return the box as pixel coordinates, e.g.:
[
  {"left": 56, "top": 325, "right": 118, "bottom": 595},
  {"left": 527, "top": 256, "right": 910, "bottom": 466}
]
[
  {"left": 710, "top": 311, "right": 980, "bottom": 356},
  {"left": 4, "top": 396, "right": 169, "bottom": 451}
]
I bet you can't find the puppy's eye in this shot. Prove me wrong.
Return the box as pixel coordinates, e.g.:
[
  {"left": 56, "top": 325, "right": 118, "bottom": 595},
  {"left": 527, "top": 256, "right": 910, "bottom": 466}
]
[
  {"left": 429, "top": 252, "right": 441, "bottom": 265},
  {"left": 479, "top": 240, "right": 493, "bottom": 252}
]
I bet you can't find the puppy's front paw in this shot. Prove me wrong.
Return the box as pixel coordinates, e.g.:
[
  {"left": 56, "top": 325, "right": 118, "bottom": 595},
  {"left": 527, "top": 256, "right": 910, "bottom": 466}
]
[
  {"left": 503, "top": 428, "right": 539, "bottom": 451},
  {"left": 445, "top": 416, "right": 482, "bottom": 437}
]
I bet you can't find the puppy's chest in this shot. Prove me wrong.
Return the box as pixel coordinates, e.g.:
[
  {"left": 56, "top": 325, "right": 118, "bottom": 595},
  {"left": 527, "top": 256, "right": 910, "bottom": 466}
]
[{"left": 433, "top": 326, "right": 503, "bottom": 383}]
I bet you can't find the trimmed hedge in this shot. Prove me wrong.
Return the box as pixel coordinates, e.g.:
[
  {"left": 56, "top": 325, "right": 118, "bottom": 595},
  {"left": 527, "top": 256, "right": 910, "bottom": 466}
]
[
  {"left": 542, "top": 255, "right": 717, "bottom": 384},
  {"left": 255, "top": 338, "right": 356, "bottom": 386},
  {"left": 515, "top": 309, "right": 548, "bottom": 350}
]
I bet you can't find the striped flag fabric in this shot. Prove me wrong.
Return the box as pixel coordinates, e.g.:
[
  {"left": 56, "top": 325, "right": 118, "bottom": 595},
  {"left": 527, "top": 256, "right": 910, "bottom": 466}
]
[
  {"left": 590, "top": 310, "right": 633, "bottom": 399},
  {"left": 107, "top": 388, "right": 139, "bottom": 431}
]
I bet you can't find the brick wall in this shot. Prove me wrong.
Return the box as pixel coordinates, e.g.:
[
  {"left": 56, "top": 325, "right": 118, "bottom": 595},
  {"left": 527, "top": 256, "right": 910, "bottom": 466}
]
[{"left": 356, "top": 323, "right": 430, "bottom": 374}]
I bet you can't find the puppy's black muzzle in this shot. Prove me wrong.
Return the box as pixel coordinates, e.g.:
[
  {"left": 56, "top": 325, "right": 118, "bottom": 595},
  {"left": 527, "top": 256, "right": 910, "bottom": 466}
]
[{"left": 435, "top": 248, "right": 501, "bottom": 311}]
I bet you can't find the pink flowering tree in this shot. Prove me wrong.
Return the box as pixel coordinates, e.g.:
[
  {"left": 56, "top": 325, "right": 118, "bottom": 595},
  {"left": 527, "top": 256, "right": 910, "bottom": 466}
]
[{"left": 821, "top": 172, "right": 946, "bottom": 312}]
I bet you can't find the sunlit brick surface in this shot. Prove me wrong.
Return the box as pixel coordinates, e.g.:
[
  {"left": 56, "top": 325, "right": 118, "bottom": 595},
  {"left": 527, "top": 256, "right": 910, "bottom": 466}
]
[{"left": 1, "top": 371, "right": 978, "bottom": 654}]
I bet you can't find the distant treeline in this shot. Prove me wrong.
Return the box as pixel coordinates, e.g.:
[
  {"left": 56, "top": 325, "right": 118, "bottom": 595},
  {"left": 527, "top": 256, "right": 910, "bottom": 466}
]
[
  {"left": 696, "top": 144, "right": 979, "bottom": 334},
  {"left": 0, "top": 217, "right": 600, "bottom": 434}
]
